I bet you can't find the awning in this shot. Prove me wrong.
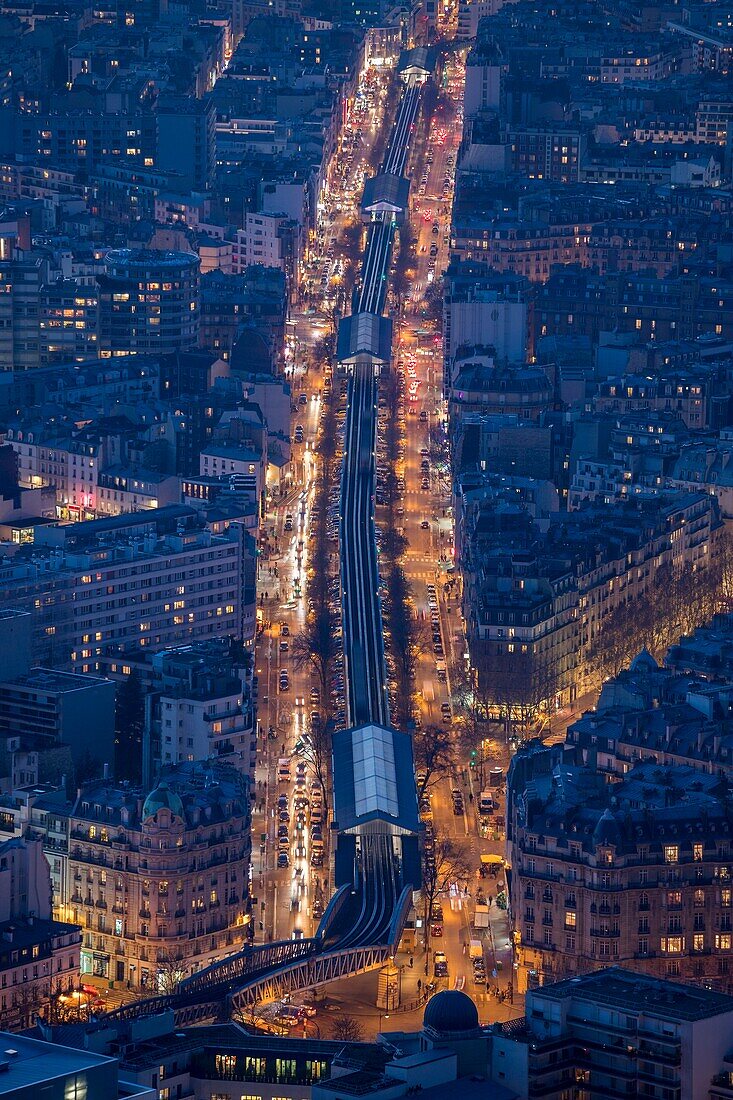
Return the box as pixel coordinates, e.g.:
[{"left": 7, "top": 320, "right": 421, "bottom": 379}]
[{"left": 481, "top": 854, "right": 504, "bottom": 865}]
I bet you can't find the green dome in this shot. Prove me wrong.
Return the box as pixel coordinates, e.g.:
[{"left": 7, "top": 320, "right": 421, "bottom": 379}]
[{"left": 142, "top": 779, "right": 184, "bottom": 821}]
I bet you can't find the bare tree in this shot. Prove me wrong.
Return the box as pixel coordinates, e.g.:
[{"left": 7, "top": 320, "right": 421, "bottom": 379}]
[
  {"left": 291, "top": 606, "right": 338, "bottom": 719},
  {"left": 155, "top": 948, "right": 187, "bottom": 995},
  {"left": 422, "top": 834, "right": 472, "bottom": 968},
  {"left": 331, "top": 1013, "right": 365, "bottom": 1042},
  {"left": 298, "top": 716, "right": 333, "bottom": 807},
  {"left": 413, "top": 724, "right": 454, "bottom": 800}
]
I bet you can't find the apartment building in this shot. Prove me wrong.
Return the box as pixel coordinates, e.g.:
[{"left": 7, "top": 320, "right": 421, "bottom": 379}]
[
  {"left": 508, "top": 743, "right": 733, "bottom": 995},
  {"left": 492, "top": 967, "right": 733, "bottom": 1100},
  {"left": 462, "top": 491, "right": 719, "bottom": 705},
  {"left": 0, "top": 506, "right": 254, "bottom": 670},
  {"left": 68, "top": 760, "right": 251, "bottom": 989},
  {"left": 0, "top": 834, "right": 80, "bottom": 1030}
]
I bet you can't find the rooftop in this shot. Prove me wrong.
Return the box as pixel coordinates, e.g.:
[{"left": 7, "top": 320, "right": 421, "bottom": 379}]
[
  {"left": 0, "top": 1032, "right": 115, "bottom": 1092},
  {"left": 536, "top": 966, "right": 733, "bottom": 1022},
  {"left": 332, "top": 723, "right": 419, "bottom": 834}
]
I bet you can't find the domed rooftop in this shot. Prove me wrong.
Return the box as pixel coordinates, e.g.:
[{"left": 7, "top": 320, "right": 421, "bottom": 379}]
[
  {"left": 423, "top": 989, "right": 479, "bottom": 1034},
  {"left": 593, "top": 807, "right": 622, "bottom": 848},
  {"left": 231, "top": 327, "right": 272, "bottom": 374},
  {"left": 142, "top": 779, "right": 184, "bottom": 821},
  {"left": 630, "top": 648, "right": 658, "bottom": 673}
]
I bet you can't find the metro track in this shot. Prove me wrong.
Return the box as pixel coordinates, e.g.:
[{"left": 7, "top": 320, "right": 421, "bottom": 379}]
[{"left": 341, "top": 78, "right": 423, "bottom": 733}]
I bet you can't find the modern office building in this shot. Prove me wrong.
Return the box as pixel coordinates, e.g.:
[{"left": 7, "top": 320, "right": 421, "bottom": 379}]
[
  {"left": 492, "top": 968, "right": 733, "bottom": 1100},
  {"left": 0, "top": 1032, "right": 155, "bottom": 1100},
  {"left": 0, "top": 506, "right": 253, "bottom": 670},
  {"left": 0, "top": 668, "right": 116, "bottom": 774},
  {"left": 97, "top": 249, "right": 200, "bottom": 359}
]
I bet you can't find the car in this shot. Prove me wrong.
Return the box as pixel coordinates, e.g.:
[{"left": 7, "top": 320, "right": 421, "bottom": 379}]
[
  {"left": 441, "top": 703, "right": 451, "bottom": 714},
  {"left": 277, "top": 852, "right": 290, "bottom": 868},
  {"left": 420, "top": 520, "right": 430, "bottom": 530},
  {"left": 280, "top": 640, "right": 289, "bottom": 652},
  {"left": 434, "top": 951, "right": 448, "bottom": 977},
  {"left": 452, "top": 799, "right": 464, "bottom": 816},
  {"left": 421, "top": 479, "right": 430, "bottom": 490},
  {"left": 280, "top": 623, "right": 290, "bottom": 637}
]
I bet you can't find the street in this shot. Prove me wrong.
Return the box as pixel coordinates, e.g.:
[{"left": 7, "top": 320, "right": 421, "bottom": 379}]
[{"left": 250, "top": 46, "right": 522, "bottom": 1028}]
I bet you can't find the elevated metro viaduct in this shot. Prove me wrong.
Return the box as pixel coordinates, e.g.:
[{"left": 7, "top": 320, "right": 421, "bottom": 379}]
[{"left": 98, "top": 53, "right": 433, "bottom": 1031}]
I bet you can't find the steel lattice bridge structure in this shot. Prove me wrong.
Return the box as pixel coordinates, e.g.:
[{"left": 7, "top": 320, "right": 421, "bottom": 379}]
[{"left": 106, "top": 48, "right": 434, "bottom": 1028}]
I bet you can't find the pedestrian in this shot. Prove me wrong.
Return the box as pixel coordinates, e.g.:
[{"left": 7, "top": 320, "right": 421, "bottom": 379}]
[{"left": 409, "top": 956, "right": 414, "bottom": 968}]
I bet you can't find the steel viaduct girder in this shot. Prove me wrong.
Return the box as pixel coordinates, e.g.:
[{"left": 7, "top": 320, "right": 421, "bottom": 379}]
[{"left": 228, "top": 943, "right": 392, "bottom": 1014}]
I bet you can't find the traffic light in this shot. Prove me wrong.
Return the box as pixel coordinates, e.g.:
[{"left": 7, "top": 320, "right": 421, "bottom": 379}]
[{"left": 470, "top": 749, "right": 477, "bottom": 768}]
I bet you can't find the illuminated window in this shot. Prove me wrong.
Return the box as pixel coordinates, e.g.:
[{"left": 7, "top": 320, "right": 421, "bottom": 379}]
[
  {"left": 214, "top": 1053, "right": 237, "bottom": 1076},
  {"left": 664, "top": 846, "right": 679, "bottom": 864}
]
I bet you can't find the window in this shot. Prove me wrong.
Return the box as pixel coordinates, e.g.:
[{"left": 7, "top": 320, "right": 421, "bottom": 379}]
[
  {"left": 565, "top": 911, "right": 576, "bottom": 930},
  {"left": 244, "top": 1057, "right": 265, "bottom": 1078},
  {"left": 661, "top": 936, "right": 683, "bottom": 954},
  {"left": 664, "top": 846, "right": 679, "bottom": 864},
  {"left": 214, "top": 1053, "right": 236, "bottom": 1077},
  {"left": 275, "top": 1058, "right": 297, "bottom": 1081},
  {"left": 64, "top": 1075, "right": 88, "bottom": 1100},
  {"left": 716, "top": 934, "right": 732, "bottom": 951},
  {"left": 693, "top": 934, "right": 705, "bottom": 952},
  {"left": 306, "top": 1060, "right": 327, "bottom": 1081},
  {"left": 694, "top": 843, "right": 703, "bottom": 861},
  {"left": 723, "top": 889, "right": 732, "bottom": 907}
]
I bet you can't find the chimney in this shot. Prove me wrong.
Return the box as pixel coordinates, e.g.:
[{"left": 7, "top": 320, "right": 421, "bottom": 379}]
[{"left": 103, "top": 762, "right": 109, "bottom": 781}]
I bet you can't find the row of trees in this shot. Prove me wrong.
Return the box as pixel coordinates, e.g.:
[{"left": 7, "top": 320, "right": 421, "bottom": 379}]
[
  {"left": 456, "top": 531, "right": 733, "bottom": 746},
  {"left": 377, "top": 359, "right": 420, "bottom": 729},
  {"left": 584, "top": 543, "right": 733, "bottom": 689},
  {"left": 291, "top": 361, "right": 342, "bottom": 805}
]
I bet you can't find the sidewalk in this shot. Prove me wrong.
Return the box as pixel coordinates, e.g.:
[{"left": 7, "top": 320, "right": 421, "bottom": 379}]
[{"left": 310, "top": 949, "right": 525, "bottom": 1040}]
